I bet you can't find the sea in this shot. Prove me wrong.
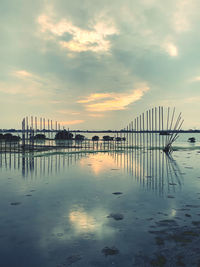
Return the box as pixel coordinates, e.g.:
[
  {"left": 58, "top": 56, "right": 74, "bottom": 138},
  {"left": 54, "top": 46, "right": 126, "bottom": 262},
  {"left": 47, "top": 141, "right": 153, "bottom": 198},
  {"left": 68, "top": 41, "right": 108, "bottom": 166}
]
[{"left": 0, "top": 133, "right": 200, "bottom": 266}]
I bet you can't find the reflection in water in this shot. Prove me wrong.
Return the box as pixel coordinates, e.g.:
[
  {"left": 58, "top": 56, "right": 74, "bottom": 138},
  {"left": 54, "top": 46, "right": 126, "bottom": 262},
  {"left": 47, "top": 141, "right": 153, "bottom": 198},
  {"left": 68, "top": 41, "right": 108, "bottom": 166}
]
[
  {"left": 80, "top": 153, "right": 118, "bottom": 175},
  {"left": 110, "top": 149, "right": 183, "bottom": 196},
  {"left": 0, "top": 149, "right": 182, "bottom": 195},
  {"left": 69, "top": 210, "right": 96, "bottom": 232}
]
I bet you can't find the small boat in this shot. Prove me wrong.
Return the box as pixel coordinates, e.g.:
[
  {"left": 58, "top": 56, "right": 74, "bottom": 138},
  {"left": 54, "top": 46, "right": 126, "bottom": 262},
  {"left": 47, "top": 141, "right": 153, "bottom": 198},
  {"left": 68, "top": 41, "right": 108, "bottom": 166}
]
[{"left": 188, "top": 137, "right": 196, "bottom": 143}]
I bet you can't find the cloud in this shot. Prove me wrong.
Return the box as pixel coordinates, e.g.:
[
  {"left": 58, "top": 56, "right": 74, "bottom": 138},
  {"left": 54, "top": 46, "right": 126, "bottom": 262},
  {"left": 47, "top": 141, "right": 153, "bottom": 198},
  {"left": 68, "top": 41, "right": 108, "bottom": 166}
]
[
  {"left": 0, "top": 69, "right": 65, "bottom": 106},
  {"left": 37, "top": 14, "right": 118, "bottom": 53},
  {"left": 190, "top": 76, "right": 200, "bottom": 82},
  {"left": 78, "top": 85, "right": 149, "bottom": 112},
  {"left": 173, "top": 0, "right": 196, "bottom": 33},
  {"left": 163, "top": 42, "right": 178, "bottom": 57},
  {"left": 0, "top": 81, "right": 43, "bottom": 97},
  {"left": 77, "top": 93, "right": 111, "bottom": 103},
  {"left": 60, "top": 120, "right": 84, "bottom": 125},
  {"left": 14, "top": 70, "right": 34, "bottom": 78}
]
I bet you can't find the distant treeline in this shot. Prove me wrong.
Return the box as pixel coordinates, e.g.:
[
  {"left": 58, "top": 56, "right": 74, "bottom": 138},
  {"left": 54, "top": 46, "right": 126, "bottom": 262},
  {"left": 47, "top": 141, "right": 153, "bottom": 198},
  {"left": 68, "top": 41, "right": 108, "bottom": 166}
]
[{"left": 54, "top": 130, "right": 126, "bottom": 141}]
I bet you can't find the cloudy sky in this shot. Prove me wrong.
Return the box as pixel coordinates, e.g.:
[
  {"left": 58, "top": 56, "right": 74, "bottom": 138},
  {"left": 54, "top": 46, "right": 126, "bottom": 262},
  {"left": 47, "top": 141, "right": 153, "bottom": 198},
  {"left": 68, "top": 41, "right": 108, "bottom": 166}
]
[{"left": 1, "top": 0, "right": 200, "bottom": 129}]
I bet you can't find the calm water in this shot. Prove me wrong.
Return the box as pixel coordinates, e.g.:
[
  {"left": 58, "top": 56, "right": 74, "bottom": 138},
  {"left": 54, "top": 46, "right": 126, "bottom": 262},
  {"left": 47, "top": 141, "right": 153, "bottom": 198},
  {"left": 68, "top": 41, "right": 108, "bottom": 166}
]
[{"left": 1, "top": 142, "right": 200, "bottom": 266}]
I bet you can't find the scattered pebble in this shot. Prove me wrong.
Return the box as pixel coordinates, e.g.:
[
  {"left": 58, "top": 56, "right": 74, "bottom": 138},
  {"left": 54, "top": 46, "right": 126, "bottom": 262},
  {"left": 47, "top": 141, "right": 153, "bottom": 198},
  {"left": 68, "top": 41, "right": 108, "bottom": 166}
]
[
  {"left": 167, "top": 195, "right": 175, "bottom": 199},
  {"left": 186, "top": 205, "right": 200, "bottom": 208},
  {"left": 150, "top": 255, "right": 167, "bottom": 266},
  {"left": 64, "top": 255, "right": 81, "bottom": 265},
  {"left": 156, "top": 219, "right": 178, "bottom": 227},
  {"left": 112, "top": 192, "right": 123, "bottom": 195},
  {"left": 102, "top": 246, "right": 119, "bottom": 256},
  {"left": 57, "top": 233, "right": 64, "bottom": 237},
  {"left": 192, "top": 221, "right": 200, "bottom": 226},
  {"left": 10, "top": 202, "right": 21, "bottom": 206},
  {"left": 185, "top": 214, "right": 191, "bottom": 217}
]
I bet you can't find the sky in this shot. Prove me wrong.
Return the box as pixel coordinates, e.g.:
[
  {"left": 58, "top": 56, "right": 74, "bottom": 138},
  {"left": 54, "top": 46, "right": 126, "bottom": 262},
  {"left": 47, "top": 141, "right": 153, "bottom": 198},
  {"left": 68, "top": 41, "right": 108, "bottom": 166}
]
[{"left": 1, "top": 0, "right": 200, "bottom": 130}]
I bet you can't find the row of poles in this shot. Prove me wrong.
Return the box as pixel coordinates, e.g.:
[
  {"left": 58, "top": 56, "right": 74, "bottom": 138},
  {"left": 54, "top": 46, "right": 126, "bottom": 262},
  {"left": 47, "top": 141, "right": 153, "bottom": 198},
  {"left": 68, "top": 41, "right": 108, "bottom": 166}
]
[
  {"left": 22, "top": 116, "right": 61, "bottom": 133},
  {"left": 21, "top": 116, "right": 62, "bottom": 148}
]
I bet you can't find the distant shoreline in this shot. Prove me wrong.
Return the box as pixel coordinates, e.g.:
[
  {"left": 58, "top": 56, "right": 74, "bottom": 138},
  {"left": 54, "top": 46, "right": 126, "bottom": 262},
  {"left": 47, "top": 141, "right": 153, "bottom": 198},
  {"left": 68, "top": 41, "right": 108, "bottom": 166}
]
[{"left": 1, "top": 129, "right": 200, "bottom": 134}]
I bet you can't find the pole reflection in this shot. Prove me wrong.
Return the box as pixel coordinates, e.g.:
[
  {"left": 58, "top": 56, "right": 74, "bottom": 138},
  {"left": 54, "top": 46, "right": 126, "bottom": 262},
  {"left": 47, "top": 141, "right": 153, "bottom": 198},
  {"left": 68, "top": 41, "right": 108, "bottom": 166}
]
[{"left": 0, "top": 149, "right": 182, "bottom": 195}]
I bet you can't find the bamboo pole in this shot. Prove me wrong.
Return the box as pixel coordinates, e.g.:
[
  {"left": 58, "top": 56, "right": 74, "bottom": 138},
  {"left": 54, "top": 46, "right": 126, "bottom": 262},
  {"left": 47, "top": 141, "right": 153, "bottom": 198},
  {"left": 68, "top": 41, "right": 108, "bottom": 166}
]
[
  {"left": 146, "top": 110, "right": 148, "bottom": 147},
  {"left": 152, "top": 108, "right": 154, "bottom": 148},
  {"left": 140, "top": 115, "right": 142, "bottom": 148},
  {"left": 142, "top": 113, "right": 145, "bottom": 148}
]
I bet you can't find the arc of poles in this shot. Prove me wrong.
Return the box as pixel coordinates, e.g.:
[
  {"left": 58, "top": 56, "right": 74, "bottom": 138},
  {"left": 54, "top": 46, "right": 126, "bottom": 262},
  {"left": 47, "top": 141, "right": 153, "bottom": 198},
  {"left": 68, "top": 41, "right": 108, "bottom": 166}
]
[{"left": 125, "top": 106, "right": 183, "bottom": 150}]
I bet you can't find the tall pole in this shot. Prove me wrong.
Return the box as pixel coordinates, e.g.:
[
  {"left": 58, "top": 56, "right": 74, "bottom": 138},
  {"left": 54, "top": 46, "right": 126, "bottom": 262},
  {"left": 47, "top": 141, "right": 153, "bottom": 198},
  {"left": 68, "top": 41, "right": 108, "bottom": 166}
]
[
  {"left": 134, "top": 119, "right": 136, "bottom": 148},
  {"left": 152, "top": 108, "right": 154, "bottom": 148},
  {"left": 159, "top": 106, "right": 161, "bottom": 148},
  {"left": 140, "top": 115, "right": 142, "bottom": 148},
  {"left": 161, "top": 106, "right": 164, "bottom": 147},
  {"left": 26, "top": 116, "right": 28, "bottom": 144},
  {"left": 43, "top": 118, "right": 45, "bottom": 131},
  {"left": 131, "top": 121, "right": 133, "bottom": 147},
  {"left": 127, "top": 125, "right": 128, "bottom": 147},
  {"left": 149, "top": 109, "right": 151, "bottom": 148},
  {"left": 22, "top": 118, "right": 25, "bottom": 148},
  {"left": 35, "top": 117, "right": 37, "bottom": 134},
  {"left": 155, "top": 107, "right": 157, "bottom": 147},
  {"left": 31, "top": 116, "right": 33, "bottom": 129},
  {"left": 136, "top": 117, "right": 139, "bottom": 148},
  {"left": 142, "top": 113, "right": 145, "bottom": 148},
  {"left": 146, "top": 110, "right": 148, "bottom": 147},
  {"left": 51, "top": 120, "right": 53, "bottom": 144},
  {"left": 48, "top": 119, "right": 50, "bottom": 143},
  {"left": 165, "top": 107, "right": 170, "bottom": 146}
]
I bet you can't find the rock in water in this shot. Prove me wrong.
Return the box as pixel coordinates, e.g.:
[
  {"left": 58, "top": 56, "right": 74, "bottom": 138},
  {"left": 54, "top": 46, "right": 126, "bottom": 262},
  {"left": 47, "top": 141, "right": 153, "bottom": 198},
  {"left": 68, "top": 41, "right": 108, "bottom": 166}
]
[{"left": 107, "top": 213, "right": 124, "bottom": 220}]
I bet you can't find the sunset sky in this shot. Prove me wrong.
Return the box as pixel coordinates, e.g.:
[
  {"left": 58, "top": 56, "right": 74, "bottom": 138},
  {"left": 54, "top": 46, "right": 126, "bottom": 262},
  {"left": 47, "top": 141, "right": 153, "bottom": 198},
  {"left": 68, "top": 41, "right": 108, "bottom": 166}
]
[{"left": 1, "top": 0, "right": 200, "bottom": 129}]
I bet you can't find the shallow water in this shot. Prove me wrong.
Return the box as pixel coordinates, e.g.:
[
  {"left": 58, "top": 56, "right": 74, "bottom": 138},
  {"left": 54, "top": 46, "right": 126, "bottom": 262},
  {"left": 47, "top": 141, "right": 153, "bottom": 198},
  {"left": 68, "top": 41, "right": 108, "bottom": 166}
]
[{"left": 1, "top": 147, "right": 200, "bottom": 266}]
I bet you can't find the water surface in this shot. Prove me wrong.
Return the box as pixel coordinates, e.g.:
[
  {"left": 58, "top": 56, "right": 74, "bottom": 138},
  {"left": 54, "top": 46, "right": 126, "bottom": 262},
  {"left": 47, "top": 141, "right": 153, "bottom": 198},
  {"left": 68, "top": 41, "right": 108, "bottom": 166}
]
[{"left": 1, "top": 147, "right": 200, "bottom": 266}]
